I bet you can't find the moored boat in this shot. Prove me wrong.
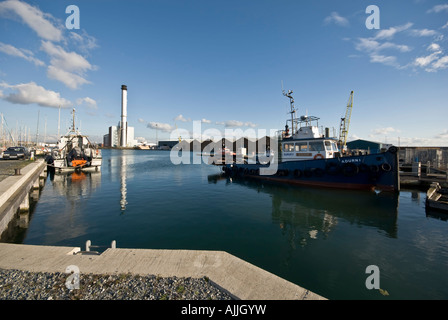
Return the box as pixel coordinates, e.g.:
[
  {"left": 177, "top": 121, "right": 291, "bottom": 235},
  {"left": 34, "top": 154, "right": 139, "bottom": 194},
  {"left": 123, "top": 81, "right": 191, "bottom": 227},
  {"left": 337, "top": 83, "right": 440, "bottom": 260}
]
[
  {"left": 218, "top": 90, "right": 400, "bottom": 192},
  {"left": 426, "top": 182, "right": 448, "bottom": 212},
  {"left": 46, "top": 108, "right": 102, "bottom": 173}
]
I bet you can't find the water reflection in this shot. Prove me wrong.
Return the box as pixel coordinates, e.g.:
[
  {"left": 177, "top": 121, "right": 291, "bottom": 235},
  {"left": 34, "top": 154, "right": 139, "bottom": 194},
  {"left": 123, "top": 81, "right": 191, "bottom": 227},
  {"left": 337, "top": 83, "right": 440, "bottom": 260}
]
[
  {"left": 426, "top": 207, "right": 448, "bottom": 221},
  {"left": 208, "top": 173, "right": 399, "bottom": 248},
  {"left": 48, "top": 170, "right": 101, "bottom": 198},
  {"left": 120, "top": 154, "right": 128, "bottom": 212},
  {"left": 43, "top": 170, "right": 102, "bottom": 244},
  {"left": 105, "top": 150, "right": 140, "bottom": 212}
]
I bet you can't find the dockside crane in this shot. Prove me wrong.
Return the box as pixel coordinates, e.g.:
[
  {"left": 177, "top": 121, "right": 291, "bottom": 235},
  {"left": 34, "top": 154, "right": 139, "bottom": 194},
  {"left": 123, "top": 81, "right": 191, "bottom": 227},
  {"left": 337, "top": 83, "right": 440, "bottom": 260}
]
[{"left": 338, "top": 90, "right": 354, "bottom": 153}]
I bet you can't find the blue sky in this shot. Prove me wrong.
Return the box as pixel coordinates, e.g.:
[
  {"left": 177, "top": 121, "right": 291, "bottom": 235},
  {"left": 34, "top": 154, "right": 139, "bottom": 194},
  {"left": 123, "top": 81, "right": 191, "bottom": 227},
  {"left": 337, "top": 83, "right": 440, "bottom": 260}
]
[{"left": 0, "top": 0, "right": 447, "bottom": 146}]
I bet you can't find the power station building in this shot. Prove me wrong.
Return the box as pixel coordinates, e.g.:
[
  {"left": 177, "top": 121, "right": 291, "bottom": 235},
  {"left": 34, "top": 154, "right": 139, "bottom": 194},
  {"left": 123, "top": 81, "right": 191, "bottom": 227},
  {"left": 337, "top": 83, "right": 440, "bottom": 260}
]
[{"left": 103, "top": 85, "right": 137, "bottom": 147}]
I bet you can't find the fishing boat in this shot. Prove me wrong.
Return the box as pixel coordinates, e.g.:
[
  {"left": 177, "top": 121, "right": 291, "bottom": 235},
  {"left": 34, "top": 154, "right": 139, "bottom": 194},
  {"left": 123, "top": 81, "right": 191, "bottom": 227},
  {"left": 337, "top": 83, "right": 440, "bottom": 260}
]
[
  {"left": 46, "top": 108, "right": 102, "bottom": 173},
  {"left": 219, "top": 90, "right": 400, "bottom": 192}
]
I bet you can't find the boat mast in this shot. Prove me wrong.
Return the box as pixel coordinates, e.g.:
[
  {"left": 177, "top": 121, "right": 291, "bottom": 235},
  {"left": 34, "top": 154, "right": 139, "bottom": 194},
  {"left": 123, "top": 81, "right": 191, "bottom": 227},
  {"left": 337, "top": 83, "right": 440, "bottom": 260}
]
[
  {"left": 72, "top": 108, "right": 76, "bottom": 133},
  {"left": 58, "top": 105, "right": 61, "bottom": 137},
  {"left": 282, "top": 88, "right": 296, "bottom": 135},
  {"left": 35, "top": 110, "right": 40, "bottom": 147}
]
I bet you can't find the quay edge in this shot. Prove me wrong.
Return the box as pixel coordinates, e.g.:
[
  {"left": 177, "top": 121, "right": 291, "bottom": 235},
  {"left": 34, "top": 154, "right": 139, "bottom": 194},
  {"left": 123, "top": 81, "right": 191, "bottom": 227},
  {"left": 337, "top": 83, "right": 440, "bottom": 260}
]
[
  {"left": 0, "top": 159, "right": 46, "bottom": 239},
  {"left": 0, "top": 243, "right": 326, "bottom": 300}
]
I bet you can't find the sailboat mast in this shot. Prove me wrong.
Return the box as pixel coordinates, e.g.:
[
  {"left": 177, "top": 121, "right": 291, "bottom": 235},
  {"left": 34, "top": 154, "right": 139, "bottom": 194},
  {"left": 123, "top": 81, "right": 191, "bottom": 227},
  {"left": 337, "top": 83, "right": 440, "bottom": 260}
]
[
  {"left": 58, "top": 105, "right": 61, "bottom": 137},
  {"left": 35, "top": 110, "right": 40, "bottom": 146},
  {"left": 72, "top": 108, "right": 76, "bottom": 132}
]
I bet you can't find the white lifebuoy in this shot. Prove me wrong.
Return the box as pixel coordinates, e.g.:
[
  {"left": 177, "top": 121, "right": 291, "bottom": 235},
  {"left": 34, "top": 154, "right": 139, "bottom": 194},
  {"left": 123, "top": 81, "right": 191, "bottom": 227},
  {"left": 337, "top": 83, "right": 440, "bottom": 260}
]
[{"left": 314, "top": 154, "right": 324, "bottom": 160}]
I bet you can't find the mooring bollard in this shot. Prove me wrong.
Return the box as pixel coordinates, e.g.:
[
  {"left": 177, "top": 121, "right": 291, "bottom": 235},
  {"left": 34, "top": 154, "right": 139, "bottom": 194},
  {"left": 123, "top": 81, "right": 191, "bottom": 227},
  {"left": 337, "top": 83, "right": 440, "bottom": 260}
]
[
  {"left": 14, "top": 168, "right": 21, "bottom": 175},
  {"left": 85, "top": 240, "right": 92, "bottom": 252},
  {"left": 85, "top": 239, "right": 116, "bottom": 252}
]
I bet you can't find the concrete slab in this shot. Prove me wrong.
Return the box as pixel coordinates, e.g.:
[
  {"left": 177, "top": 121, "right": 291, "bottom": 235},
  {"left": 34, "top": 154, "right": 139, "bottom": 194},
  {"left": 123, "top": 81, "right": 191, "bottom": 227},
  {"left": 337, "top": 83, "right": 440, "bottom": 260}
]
[
  {"left": 0, "top": 160, "right": 46, "bottom": 238},
  {"left": 0, "top": 159, "right": 45, "bottom": 206},
  {"left": 0, "top": 243, "right": 326, "bottom": 300}
]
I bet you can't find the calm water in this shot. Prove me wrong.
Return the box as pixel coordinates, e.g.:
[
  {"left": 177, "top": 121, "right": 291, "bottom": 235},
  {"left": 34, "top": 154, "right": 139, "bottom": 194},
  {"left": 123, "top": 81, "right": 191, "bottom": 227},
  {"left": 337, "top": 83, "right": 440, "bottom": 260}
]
[{"left": 19, "top": 149, "right": 448, "bottom": 299}]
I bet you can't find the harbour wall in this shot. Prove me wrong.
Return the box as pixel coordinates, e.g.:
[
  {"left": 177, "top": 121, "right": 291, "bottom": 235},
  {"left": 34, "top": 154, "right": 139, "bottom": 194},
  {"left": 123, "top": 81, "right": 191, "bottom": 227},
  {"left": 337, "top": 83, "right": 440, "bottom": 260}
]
[
  {"left": 0, "top": 159, "right": 46, "bottom": 240},
  {"left": 0, "top": 243, "right": 326, "bottom": 300}
]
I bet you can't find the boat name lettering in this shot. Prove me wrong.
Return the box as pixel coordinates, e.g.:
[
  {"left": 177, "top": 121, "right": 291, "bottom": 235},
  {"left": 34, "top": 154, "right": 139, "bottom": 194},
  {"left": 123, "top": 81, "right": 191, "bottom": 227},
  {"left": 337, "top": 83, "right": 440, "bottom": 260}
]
[
  {"left": 296, "top": 153, "right": 312, "bottom": 157},
  {"left": 341, "top": 158, "right": 361, "bottom": 163}
]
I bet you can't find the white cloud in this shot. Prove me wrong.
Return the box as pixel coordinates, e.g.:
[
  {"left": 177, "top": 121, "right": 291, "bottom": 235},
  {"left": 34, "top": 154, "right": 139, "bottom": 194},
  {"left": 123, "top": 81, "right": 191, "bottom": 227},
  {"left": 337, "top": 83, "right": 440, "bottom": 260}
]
[
  {"left": 356, "top": 38, "right": 411, "bottom": 53},
  {"left": 428, "top": 43, "right": 441, "bottom": 51},
  {"left": 0, "top": 42, "right": 44, "bottom": 66},
  {"left": 370, "top": 54, "right": 399, "bottom": 67},
  {"left": 324, "top": 12, "right": 349, "bottom": 27},
  {"left": 427, "top": 4, "right": 448, "bottom": 13},
  {"left": 355, "top": 36, "right": 411, "bottom": 69},
  {"left": 374, "top": 22, "right": 413, "bottom": 40},
  {"left": 146, "top": 122, "right": 173, "bottom": 132},
  {"left": 395, "top": 135, "right": 448, "bottom": 147},
  {"left": 442, "top": 21, "right": 448, "bottom": 29},
  {"left": 216, "top": 120, "right": 257, "bottom": 128},
  {"left": 409, "top": 29, "right": 438, "bottom": 37},
  {"left": 47, "top": 65, "right": 91, "bottom": 89},
  {"left": 201, "top": 118, "right": 211, "bottom": 124},
  {"left": 174, "top": 114, "right": 190, "bottom": 122},
  {"left": 431, "top": 55, "right": 448, "bottom": 71},
  {"left": 69, "top": 30, "right": 99, "bottom": 54},
  {"left": 413, "top": 43, "right": 448, "bottom": 72},
  {"left": 355, "top": 38, "right": 380, "bottom": 51},
  {"left": 0, "top": 81, "right": 71, "bottom": 108},
  {"left": 414, "top": 51, "right": 441, "bottom": 67},
  {"left": 41, "top": 41, "right": 95, "bottom": 89},
  {"left": 435, "top": 130, "right": 448, "bottom": 140},
  {"left": 138, "top": 118, "right": 146, "bottom": 124},
  {"left": 0, "top": 2, "right": 98, "bottom": 89},
  {"left": 371, "top": 127, "right": 400, "bottom": 136},
  {"left": 0, "top": 0, "right": 62, "bottom": 41},
  {"left": 41, "top": 41, "right": 93, "bottom": 73},
  {"left": 76, "top": 97, "right": 97, "bottom": 109},
  {"left": 352, "top": 22, "right": 448, "bottom": 72}
]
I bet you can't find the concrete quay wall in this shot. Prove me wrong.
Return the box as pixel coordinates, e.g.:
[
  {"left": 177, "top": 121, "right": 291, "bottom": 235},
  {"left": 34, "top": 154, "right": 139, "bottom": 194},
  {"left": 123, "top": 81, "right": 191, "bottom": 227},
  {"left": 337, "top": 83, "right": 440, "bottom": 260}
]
[
  {"left": 0, "top": 243, "right": 326, "bottom": 300},
  {"left": 0, "top": 160, "right": 46, "bottom": 238}
]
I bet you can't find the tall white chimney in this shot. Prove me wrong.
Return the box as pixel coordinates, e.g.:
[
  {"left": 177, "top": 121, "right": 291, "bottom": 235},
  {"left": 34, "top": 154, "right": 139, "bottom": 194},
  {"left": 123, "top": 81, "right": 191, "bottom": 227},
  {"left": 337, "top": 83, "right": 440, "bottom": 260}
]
[{"left": 121, "top": 84, "right": 127, "bottom": 147}]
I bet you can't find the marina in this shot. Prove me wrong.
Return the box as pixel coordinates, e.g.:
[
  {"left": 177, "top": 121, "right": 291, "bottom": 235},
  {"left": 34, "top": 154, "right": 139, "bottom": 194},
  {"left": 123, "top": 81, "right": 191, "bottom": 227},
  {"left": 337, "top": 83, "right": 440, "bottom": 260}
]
[
  {"left": 0, "top": 1, "right": 447, "bottom": 303},
  {"left": 1, "top": 150, "right": 448, "bottom": 300}
]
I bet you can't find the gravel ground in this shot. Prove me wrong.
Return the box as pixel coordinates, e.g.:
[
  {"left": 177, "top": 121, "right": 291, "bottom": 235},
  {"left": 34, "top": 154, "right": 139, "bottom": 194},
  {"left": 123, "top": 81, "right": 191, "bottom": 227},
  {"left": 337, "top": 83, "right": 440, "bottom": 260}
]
[{"left": 0, "top": 268, "right": 234, "bottom": 300}]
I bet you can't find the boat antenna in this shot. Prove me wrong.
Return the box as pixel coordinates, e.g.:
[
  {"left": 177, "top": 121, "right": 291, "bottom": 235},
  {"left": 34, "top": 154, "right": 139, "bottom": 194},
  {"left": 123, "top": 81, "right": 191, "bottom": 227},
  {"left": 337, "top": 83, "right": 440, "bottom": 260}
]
[{"left": 282, "top": 86, "right": 296, "bottom": 135}]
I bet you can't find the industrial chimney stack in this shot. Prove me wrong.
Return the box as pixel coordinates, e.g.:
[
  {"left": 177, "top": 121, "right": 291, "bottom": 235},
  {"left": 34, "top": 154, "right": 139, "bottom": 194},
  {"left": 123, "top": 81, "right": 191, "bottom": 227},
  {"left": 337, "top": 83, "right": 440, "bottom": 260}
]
[{"left": 121, "top": 85, "right": 127, "bottom": 147}]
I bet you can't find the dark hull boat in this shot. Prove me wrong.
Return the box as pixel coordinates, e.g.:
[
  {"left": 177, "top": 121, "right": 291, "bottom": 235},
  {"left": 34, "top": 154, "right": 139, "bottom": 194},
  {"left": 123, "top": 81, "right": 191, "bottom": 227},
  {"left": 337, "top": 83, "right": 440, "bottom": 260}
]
[
  {"left": 222, "top": 147, "right": 399, "bottom": 192},
  {"left": 218, "top": 90, "right": 400, "bottom": 192}
]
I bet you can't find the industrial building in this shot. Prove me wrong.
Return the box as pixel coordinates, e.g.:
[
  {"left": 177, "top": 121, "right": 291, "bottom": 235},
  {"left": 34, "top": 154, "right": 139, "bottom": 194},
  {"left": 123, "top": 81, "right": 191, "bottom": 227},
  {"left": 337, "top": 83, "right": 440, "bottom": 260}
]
[
  {"left": 103, "top": 85, "right": 137, "bottom": 147},
  {"left": 346, "top": 139, "right": 392, "bottom": 154},
  {"left": 347, "top": 139, "right": 447, "bottom": 171}
]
